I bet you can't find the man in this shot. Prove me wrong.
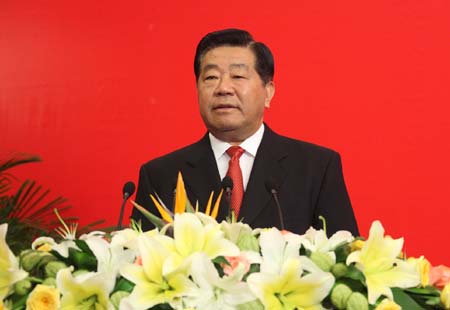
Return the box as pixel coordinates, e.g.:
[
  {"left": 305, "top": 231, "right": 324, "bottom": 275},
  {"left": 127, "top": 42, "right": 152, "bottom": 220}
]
[{"left": 132, "top": 29, "right": 359, "bottom": 236}]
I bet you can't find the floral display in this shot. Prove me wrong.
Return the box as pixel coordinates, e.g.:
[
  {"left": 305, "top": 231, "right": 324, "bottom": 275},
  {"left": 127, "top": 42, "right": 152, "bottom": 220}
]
[{"left": 1, "top": 173, "right": 449, "bottom": 310}]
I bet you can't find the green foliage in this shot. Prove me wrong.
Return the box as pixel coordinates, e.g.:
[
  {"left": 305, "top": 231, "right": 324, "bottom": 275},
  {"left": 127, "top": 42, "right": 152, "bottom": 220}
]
[
  {"left": 0, "top": 153, "right": 106, "bottom": 255},
  {"left": 0, "top": 154, "right": 74, "bottom": 255},
  {"left": 392, "top": 287, "right": 426, "bottom": 310},
  {"left": 113, "top": 278, "right": 135, "bottom": 293}
]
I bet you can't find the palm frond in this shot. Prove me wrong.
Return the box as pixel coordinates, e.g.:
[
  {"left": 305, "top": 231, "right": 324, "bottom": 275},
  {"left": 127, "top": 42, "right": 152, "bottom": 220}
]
[
  {"left": 0, "top": 154, "right": 41, "bottom": 173},
  {"left": 1, "top": 154, "right": 106, "bottom": 254}
]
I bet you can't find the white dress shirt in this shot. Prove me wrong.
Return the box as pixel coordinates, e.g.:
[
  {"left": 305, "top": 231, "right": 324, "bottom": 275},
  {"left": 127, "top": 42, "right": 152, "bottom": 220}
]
[{"left": 209, "top": 124, "right": 265, "bottom": 191}]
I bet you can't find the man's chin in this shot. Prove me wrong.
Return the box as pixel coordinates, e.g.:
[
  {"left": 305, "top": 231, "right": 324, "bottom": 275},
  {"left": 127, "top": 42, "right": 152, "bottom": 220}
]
[
  {"left": 207, "top": 124, "right": 257, "bottom": 144},
  {"left": 209, "top": 123, "right": 240, "bottom": 133}
]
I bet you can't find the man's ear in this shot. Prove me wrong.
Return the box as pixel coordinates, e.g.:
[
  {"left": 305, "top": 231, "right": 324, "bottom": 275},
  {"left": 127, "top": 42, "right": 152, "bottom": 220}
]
[{"left": 264, "top": 81, "right": 275, "bottom": 108}]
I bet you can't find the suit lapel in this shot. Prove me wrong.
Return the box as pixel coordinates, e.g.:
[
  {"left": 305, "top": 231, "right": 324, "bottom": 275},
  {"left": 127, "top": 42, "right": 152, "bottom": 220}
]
[
  {"left": 180, "top": 134, "right": 225, "bottom": 216},
  {"left": 238, "top": 126, "right": 288, "bottom": 225}
]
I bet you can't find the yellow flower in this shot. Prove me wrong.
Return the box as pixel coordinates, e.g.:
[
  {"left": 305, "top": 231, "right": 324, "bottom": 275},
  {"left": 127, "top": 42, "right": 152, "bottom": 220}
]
[
  {"left": 375, "top": 298, "right": 401, "bottom": 310},
  {"left": 407, "top": 256, "right": 431, "bottom": 287},
  {"left": 441, "top": 283, "right": 450, "bottom": 309},
  {"left": 26, "top": 284, "right": 60, "bottom": 310},
  {"left": 0, "top": 224, "right": 28, "bottom": 301},
  {"left": 32, "top": 237, "right": 56, "bottom": 252},
  {"left": 162, "top": 212, "right": 239, "bottom": 275},
  {"left": 346, "top": 221, "right": 420, "bottom": 304},
  {"left": 36, "top": 244, "right": 52, "bottom": 252},
  {"left": 120, "top": 235, "right": 195, "bottom": 309},
  {"left": 351, "top": 239, "right": 365, "bottom": 252},
  {"left": 56, "top": 267, "right": 115, "bottom": 309}
]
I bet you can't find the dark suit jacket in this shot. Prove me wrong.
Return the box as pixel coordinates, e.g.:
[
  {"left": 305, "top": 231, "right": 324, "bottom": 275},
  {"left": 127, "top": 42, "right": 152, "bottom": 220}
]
[{"left": 132, "top": 126, "right": 359, "bottom": 236}]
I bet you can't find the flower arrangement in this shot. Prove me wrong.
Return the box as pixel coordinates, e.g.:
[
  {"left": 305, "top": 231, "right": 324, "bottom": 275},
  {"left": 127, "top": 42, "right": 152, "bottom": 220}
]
[{"left": 1, "top": 173, "right": 449, "bottom": 310}]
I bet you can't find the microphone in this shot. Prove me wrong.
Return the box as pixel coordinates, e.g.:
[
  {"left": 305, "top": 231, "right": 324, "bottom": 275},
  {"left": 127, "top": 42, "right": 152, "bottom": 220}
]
[
  {"left": 265, "top": 178, "right": 285, "bottom": 230},
  {"left": 221, "top": 176, "right": 233, "bottom": 218},
  {"left": 117, "top": 181, "right": 136, "bottom": 230}
]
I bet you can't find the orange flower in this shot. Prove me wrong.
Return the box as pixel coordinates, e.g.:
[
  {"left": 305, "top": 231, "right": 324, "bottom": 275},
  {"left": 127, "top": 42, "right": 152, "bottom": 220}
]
[
  {"left": 430, "top": 265, "right": 450, "bottom": 289},
  {"left": 222, "top": 254, "right": 251, "bottom": 276},
  {"left": 135, "top": 256, "right": 143, "bottom": 266}
]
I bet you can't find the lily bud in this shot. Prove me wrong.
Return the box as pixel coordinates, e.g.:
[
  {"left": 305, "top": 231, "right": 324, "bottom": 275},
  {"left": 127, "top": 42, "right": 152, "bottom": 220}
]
[
  {"left": 20, "top": 250, "right": 53, "bottom": 272},
  {"left": 236, "top": 233, "right": 260, "bottom": 252},
  {"left": 347, "top": 292, "right": 369, "bottom": 310},
  {"left": 310, "top": 252, "right": 334, "bottom": 271},
  {"left": 13, "top": 278, "right": 32, "bottom": 296},
  {"left": 331, "top": 263, "right": 349, "bottom": 278},
  {"left": 45, "top": 261, "right": 68, "bottom": 278},
  {"left": 330, "top": 283, "right": 352, "bottom": 309},
  {"left": 42, "top": 277, "right": 57, "bottom": 287}
]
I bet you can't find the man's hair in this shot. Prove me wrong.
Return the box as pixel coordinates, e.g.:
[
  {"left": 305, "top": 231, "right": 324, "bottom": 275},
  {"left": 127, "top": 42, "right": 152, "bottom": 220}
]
[{"left": 194, "top": 28, "right": 274, "bottom": 84}]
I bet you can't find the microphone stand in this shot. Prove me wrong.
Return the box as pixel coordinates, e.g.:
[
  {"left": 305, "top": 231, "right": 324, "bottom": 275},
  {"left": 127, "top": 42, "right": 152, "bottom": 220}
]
[
  {"left": 270, "top": 188, "right": 285, "bottom": 231},
  {"left": 117, "top": 192, "right": 130, "bottom": 230}
]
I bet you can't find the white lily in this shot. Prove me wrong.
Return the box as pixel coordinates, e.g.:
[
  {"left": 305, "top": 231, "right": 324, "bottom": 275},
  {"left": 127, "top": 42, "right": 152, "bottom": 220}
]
[
  {"left": 247, "top": 228, "right": 334, "bottom": 310},
  {"left": 56, "top": 267, "right": 115, "bottom": 310},
  {"left": 220, "top": 221, "right": 253, "bottom": 244},
  {"left": 110, "top": 227, "right": 158, "bottom": 251},
  {"left": 346, "top": 220, "right": 420, "bottom": 304},
  {"left": 81, "top": 233, "right": 135, "bottom": 278},
  {"left": 31, "top": 236, "right": 56, "bottom": 251},
  {"left": 182, "top": 253, "right": 256, "bottom": 310},
  {"left": 299, "top": 227, "right": 354, "bottom": 268},
  {"left": 0, "top": 224, "right": 28, "bottom": 302},
  {"left": 301, "top": 227, "right": 353, "bottom": 254},
  {"left": 30, "top": 235, "right": 80, "bottom": 258},
  {"left": 220, "top": 221, "right": 260, "bottom": 253},
  {"left": 120, "top": 235, "right": 195, "bottom": 309}
]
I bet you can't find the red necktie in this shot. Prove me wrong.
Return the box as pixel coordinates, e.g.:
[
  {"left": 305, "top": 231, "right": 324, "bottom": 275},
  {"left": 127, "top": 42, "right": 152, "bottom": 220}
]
[{"left": 226, "top": 146, "right": 245, "bottom": 217}]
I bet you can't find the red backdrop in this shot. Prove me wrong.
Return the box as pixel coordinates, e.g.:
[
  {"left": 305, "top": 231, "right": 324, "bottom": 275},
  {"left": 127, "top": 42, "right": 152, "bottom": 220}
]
[{"left": 1, "top": 1, "right": 449, "bottom": 264}]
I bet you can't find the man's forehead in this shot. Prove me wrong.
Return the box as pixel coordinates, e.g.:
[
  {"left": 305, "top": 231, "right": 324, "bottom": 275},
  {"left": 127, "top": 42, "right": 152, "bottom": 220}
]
[{"left": 200, "top": 46, "right": 255, "bottom": 71}]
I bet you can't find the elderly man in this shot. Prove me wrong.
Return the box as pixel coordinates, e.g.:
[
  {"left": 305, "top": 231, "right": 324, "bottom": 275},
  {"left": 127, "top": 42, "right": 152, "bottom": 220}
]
[{"left": 131, "top": 28, "right": 359, "bottom": 236}]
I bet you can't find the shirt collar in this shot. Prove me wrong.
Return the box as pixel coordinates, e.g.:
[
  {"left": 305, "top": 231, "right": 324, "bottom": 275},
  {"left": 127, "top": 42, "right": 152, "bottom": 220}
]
[{"left": 209, "top": 124, "right": 265, "bottom": 160}]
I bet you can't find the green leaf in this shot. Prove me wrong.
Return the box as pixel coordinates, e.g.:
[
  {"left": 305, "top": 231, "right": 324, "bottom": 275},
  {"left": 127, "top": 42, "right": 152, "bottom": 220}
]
[
  {"left": 149, "top": 303, "right": 174, "bottom": 309},
  {"left": 346, "top": 264, "right": 366, "bottom": 284},
  {"left": 212, "top": 256, "right": 229, "bottom": 266},
  {"left": 74, "top": 239, "right": 95, "bottom": 256},
  {"left": 406, "top": 286, "right": 441, "bottom": 297},
  {"left": 336, "top": 278, "right": 366, "bottom": 293},
  {"left": 114, "top": 277, "right": 135, "bottom": 293},
  {"left": 68, "top": 247, "right": 97, "bottom": 271},
  {"left": 243, "top": 263, "right": 260, "bottom": 281},
  {"left": 133, "top": 202, "right": 166, "bottom": 229},
  {"left": 334, "top": 243, "right": 352, "bottom": 263},
  {"left": 392, "top": 287, "right": 425, "bottom": 310}
]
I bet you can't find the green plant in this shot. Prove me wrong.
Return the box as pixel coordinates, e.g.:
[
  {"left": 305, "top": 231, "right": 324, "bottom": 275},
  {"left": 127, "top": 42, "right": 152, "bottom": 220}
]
[{"left": 0, "top": 154, "right": 76, "bottom": 254}]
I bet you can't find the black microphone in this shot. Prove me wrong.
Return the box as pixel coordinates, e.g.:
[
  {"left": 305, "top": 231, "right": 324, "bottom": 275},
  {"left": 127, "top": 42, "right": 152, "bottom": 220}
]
[
  {"left": 118, "top": 181, "right": 136, "bottom": 230},
  {"left": 221, "top": 176, "right": 233, "bottom": 219},
  {"left": 265, "top": 178, "right": 285, "bottom": 230}
]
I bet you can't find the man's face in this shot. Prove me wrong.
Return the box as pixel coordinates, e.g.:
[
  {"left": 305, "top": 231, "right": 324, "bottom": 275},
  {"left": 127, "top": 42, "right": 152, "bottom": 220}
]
[{"left": 196, "top": 46, "right": 275, "bottom": 144}]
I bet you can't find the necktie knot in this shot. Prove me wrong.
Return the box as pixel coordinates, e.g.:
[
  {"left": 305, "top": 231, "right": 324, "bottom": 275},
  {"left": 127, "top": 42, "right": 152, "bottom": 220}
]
[{"left": 226, "top": 146, "right": 244, "bottom": 159}]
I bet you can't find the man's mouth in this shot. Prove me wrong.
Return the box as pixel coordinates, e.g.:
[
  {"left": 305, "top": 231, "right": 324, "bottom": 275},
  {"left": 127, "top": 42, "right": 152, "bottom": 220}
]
[{"left": 213, "top": 104, "right": 238, "bottom": 110}]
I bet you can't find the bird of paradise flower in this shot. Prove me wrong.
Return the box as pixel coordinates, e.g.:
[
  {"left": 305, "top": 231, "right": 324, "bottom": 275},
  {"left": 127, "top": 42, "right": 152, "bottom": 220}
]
[{"left": 131, "top": 172, "right": 223, "bottom": 229}]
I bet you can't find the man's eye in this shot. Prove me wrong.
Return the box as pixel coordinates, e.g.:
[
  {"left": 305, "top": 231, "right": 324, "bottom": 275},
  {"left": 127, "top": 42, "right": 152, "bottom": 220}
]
[
  {"left": 232, "top": 75, "right": 246, "bottom": 79},
  {"left": 205, "top": 76, "right": 218, "bottom": 80}
]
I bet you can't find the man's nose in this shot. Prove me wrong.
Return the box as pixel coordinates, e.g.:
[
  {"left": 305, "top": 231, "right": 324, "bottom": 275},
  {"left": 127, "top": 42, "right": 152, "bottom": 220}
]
[{"left": 214, "top": 76, "right": 234, "bottom": 96}]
